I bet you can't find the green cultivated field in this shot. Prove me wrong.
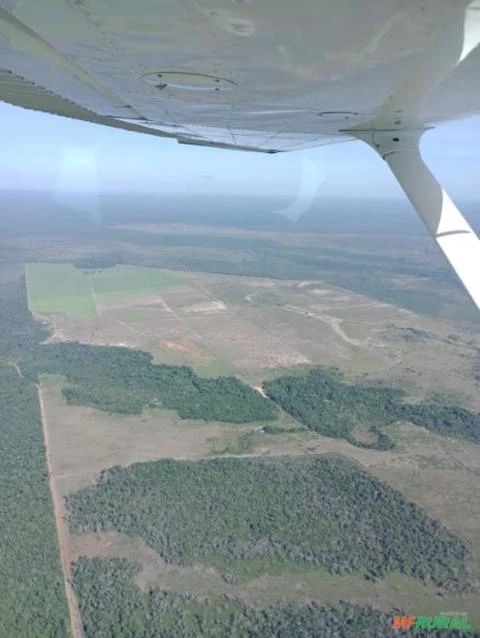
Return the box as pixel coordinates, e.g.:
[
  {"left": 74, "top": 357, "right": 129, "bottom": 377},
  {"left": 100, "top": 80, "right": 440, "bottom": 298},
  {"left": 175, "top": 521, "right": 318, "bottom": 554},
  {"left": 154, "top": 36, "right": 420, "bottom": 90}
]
[
  {"left": 91, "top": 264, "right": 181, "bottom": 303},
  {"left": 25, "top": 263, "right": 182, "bottom": 319},
  {"left": 26, "top": 262, "right": 96, "bottom": 319}
]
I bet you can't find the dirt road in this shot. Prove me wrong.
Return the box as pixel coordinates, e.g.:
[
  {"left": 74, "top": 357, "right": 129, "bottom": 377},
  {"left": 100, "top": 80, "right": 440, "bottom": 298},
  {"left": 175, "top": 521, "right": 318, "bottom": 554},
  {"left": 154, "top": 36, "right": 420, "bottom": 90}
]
[{"left": 38, "top": 386, "right": 84, "bottom": 638}]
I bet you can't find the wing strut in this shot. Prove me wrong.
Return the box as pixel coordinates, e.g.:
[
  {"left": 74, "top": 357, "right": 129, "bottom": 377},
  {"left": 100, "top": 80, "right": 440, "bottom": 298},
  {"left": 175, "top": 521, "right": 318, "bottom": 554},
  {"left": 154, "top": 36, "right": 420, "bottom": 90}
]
[
  {"left": 344, "top": 1, "right": 480, "bottom": 310},
  {"left": 351, "top": 128, "right": 480, "bottom": 310}
]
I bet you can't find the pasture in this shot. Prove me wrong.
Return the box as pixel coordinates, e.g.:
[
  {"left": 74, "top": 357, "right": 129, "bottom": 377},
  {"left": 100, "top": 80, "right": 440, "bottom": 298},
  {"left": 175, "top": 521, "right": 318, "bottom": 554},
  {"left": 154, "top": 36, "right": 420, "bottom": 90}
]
[
  {"left": 25, "top": 263, "right": 182, "bottom": 320},
  {"left": 26, "top": 263, "right": 97, "bottom": 319}
]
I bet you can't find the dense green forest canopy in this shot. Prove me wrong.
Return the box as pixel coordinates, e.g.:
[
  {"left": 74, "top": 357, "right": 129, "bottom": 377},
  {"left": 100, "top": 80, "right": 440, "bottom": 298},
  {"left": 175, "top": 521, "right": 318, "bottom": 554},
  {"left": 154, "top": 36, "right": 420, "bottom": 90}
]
[
  {"left": 74, "top": 556, "right": 462, "bottom": 638},
  {"left": 0, "top": 364, "right": 69, "bottom": 636},
  {"left": 67, "top": 456, "right": 469, "bottom": 588},
  {"left": 0, "top": 278, "right": 68, "bottom": 635},
  {"left": 0, "top": 277, "right": 49, "bottom": 355},
  {"left": 264, "top": 368, "right": 480, "bottom": 446},
  {"left": 73, "top": 255, "right": 120, "bottom": 270},
  {"left": 20, "top": 342, "right": 278, "bottom": 422}
]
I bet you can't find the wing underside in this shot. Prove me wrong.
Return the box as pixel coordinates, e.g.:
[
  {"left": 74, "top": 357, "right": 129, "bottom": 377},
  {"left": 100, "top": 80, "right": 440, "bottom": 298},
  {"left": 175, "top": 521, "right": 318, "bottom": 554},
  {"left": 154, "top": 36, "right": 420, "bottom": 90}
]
[{"left": 0, "top": 0, "right": 479, "bottom": 152}]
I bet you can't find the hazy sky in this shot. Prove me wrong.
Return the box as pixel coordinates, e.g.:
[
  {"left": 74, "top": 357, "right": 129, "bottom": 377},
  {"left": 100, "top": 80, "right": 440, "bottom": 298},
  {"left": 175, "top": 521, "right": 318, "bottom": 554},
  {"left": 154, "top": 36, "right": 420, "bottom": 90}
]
[{"left": 0, "top": 101, "right": 479, "bottom": 204}]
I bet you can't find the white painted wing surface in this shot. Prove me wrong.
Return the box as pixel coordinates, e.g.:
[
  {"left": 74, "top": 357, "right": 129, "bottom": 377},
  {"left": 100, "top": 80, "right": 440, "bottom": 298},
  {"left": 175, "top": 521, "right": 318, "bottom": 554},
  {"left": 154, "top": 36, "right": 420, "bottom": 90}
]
[{"left": 0, "top": 0, "right": 479, "bottom": 151}]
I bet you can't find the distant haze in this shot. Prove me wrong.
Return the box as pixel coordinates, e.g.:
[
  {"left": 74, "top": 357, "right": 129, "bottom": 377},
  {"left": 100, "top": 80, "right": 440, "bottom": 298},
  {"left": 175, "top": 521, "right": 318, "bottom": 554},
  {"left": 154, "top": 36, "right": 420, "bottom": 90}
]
[
  {"left": 1, "top": 189, "right": 478, "bottom": 238},
  {"left": 1, "top": 102, "right": 480, "bottom": 204}
]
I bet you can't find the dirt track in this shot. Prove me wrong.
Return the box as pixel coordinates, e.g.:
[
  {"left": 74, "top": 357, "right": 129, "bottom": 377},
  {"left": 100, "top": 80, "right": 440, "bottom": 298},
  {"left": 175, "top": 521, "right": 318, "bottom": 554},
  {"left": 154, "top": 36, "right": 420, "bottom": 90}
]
[{"left": 38, "top": 386, "right": 84, "bottom": 638}]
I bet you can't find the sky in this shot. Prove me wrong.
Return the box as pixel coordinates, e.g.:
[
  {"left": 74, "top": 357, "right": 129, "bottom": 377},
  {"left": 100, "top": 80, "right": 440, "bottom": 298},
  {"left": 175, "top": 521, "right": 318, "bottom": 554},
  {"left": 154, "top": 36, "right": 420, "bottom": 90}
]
[{"left": 0, "top": 101, "right": 479, "bottom": 207}]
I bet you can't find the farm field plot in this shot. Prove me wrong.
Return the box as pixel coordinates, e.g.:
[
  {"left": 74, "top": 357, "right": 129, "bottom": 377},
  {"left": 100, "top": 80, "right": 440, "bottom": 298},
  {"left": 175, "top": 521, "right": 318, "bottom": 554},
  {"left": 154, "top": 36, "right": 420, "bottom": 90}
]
[
  {"left": 91, "top": 265, "right": 183, "bottom": 305},
  {"left": 26, "top": 262, "right": 97, "bottom": 319},
  {"left": 25, "top": 263, "right": 183, "bottom": 320}
]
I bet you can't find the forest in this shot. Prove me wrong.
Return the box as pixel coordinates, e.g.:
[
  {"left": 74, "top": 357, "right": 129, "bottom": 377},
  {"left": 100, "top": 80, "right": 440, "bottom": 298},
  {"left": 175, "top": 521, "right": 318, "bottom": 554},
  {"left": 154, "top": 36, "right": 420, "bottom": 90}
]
[
  {"left": 0, "top": 277, "right": 69, "bottom": 636},
  {"left": 1, "top": 273, "right": 477, "bottom": 636},
  {"left": 0, "top": 277, "right": 49, "bottom": 355},
  {"left": 264, "top": 368, "right": 480, "bottom": 445},
  {"left": 19, "top": 342, "right": 278, "bottom": 423},
  {"left": 67, "top": 455, "right": 469, "bottom": 588},
  {"left": 17, "top": 340, "right": 480, "bottom": 440},
  {"left": 73, "top": 556, "right": 474, "bottom": 638},
  {"left": 73, "top": 255, "right": 120, "bottom": 270},
  {"left": 0, "top": 363, "right": 69, "bottom": 636}
]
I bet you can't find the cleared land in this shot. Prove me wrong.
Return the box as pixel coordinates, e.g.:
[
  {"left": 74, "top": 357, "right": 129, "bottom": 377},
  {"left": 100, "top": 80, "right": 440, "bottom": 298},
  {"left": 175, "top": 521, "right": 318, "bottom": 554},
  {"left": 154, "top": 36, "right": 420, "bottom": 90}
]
[
  {"left": 72, "top": 557, "right": 400, "bottom": 638},
  {"left": 27, "top": 265, "right": 480, "bottom": 408},
  {"left": 42, "top": 374, "right": 480, "bottom": 553},
  {"left": 41, "top": 375, "right": 267, "bottom": 496},
  {"left": 69, "top": 532, "right": 478, "bottom": 622}
]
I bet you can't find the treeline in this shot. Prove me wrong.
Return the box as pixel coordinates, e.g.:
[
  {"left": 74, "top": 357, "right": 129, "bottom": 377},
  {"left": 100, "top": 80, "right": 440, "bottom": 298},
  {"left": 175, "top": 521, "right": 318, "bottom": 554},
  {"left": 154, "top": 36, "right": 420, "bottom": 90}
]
[
  {"left": 72, "top": 556, "right": 457, "bottom": 638},
  {"left": 0, "top": 363, "right": 69, "bottom": 636},
  {"left": 0, "top": 276, "right": 49, "bottom": 355},
  {"left": 263, "top": 368, "right": 480, "bottom": 446},
  {"left": 67, "top": 456, "right": 469, "bottom": 588},
  {"left": 399, "top": 402, "right": 480, "bottom": 442},
  {"left": 20, "top": 342, "right": 278, "bottom": 423},
  {"left": 0, "top": 276, "right": 68, "bottom": 635},
  {"left": 3, "top": 272, "right": 276, "bottom": 422},
  {"left": 73, "top": 255, "right": 122, "bottom": 270},
  {"left": 88, "top": 228, "right": 471, "bottom": 320},
  {"left": 2, "top": 211, "right": 476, "bottom": 321}
]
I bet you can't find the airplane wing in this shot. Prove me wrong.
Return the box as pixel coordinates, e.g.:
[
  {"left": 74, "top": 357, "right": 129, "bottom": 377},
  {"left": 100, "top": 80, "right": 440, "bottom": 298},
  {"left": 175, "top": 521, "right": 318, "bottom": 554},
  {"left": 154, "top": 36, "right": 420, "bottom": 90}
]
[
  {"left": 1, "top": 0, "right": 479, "bottom": 152},
  {"left": 0, "top": 0, "right": 479, "bottom": 308}
]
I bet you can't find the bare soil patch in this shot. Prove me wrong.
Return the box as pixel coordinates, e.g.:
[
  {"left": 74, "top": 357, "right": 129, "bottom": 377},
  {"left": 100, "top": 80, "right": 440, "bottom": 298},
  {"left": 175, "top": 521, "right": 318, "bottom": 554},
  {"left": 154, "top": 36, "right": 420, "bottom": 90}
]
[
  {"left": 164, "top": 340, "right": 199, "bottom": 354},
  {"left": 34, "top": 269, "right": 480, "bottom": 407}
]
